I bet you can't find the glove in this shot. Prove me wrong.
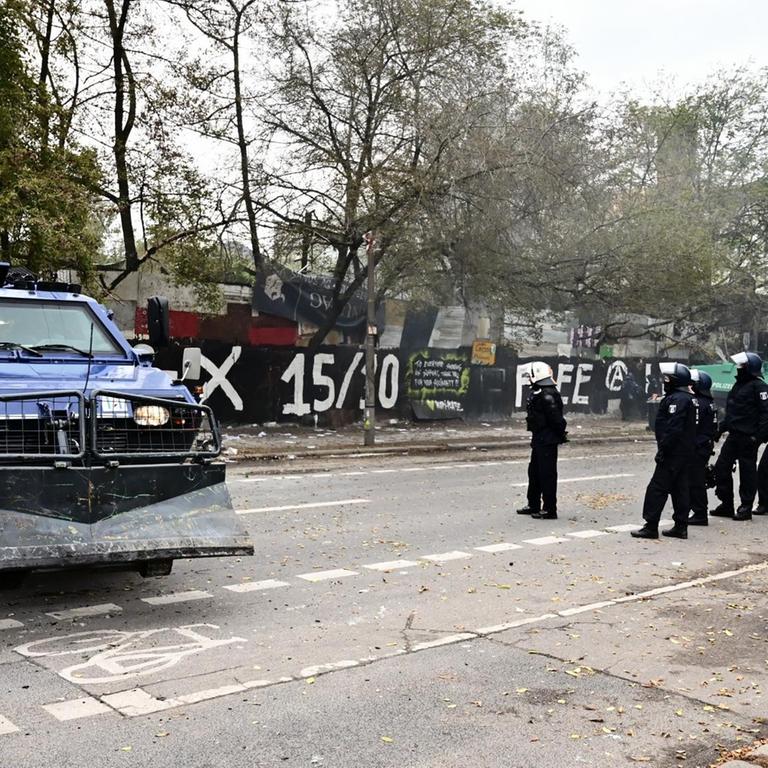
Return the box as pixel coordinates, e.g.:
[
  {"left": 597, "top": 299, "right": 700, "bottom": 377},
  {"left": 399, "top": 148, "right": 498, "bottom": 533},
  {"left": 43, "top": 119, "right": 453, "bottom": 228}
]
[
  {"left": 560, "top": 431, "right": 569, "bottom": 444},
  {"left": 655, "top": 450, "right": 665, "bottom": 464}
]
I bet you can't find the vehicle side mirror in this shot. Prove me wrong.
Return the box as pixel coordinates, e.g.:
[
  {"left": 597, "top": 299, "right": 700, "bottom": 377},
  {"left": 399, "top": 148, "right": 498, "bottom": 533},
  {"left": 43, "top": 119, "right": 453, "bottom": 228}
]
[
  {"left": 147, "top": 296, "right": 170, "bottom": 348},
  {"left": 181, "top": 347, "right": 202, "bottom": 381}
]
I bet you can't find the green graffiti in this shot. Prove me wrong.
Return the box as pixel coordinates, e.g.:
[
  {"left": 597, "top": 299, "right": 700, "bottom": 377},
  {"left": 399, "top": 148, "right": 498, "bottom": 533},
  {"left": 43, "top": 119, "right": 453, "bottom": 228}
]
[{"left": 405, "top": 349, "right": 470, "bottom": 400}]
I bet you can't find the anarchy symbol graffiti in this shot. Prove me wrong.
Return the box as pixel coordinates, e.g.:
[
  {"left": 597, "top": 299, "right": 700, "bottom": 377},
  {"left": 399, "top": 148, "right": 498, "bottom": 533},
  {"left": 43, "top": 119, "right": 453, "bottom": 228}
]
[{"left": 605, "top": 360, "right": 628, "bottom": 392}]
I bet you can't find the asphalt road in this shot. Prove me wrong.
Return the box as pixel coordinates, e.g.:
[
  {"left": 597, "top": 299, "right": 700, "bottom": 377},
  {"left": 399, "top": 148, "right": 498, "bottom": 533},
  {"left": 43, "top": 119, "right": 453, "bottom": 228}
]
[{"left": 1, "top": 443, "right": 767, "bottom": 767}]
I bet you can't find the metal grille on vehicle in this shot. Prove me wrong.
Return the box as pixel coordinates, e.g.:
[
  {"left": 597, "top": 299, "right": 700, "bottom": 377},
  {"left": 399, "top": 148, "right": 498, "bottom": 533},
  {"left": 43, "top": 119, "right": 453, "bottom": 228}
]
[
  {"left": 0, "top": 391, "right": 85, "bottom": 459},
  {"left": 90, "top": 391, "right": 220, "bottom": 459}
]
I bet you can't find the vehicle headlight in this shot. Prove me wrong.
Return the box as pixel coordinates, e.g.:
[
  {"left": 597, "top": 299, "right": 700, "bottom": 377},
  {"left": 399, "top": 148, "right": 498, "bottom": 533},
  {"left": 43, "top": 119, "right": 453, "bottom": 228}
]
[{"left": 133, "top": 405, "right": 170, "bottom": 427}]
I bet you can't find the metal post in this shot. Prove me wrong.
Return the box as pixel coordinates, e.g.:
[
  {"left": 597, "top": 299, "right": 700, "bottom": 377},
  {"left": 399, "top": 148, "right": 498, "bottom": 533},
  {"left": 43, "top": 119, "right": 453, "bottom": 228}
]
[{"left": 364, "top": 232, "right": 376, "bottom": 446}]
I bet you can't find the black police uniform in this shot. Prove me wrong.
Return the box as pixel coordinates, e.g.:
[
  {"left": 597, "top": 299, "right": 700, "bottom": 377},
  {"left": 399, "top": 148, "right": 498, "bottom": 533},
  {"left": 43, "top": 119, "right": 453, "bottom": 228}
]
[
  {"left": 525, "top": 384, "right": 567, "bottom": 515},
  {"left": 757, "top": 448, "right": 768, "bottom": 514},
  {"left": 641, "top": 388, "right": 697, "bottom": 528},
  {"left": 689, "top": 390, "right": 717, "bottom": 523},
  {"left": 714, "top": 372, "right": 768, "bottom": 514}
]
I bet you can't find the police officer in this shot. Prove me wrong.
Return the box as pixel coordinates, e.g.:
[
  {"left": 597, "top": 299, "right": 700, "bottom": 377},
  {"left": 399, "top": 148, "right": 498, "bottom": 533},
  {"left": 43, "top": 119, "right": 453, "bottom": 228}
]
[
  {"left": 712, "top": 351, "right": 768, "bottom": 521},
  {"left": 687, "top": 369, "right": 718, "bottom": 526},
  {"left": 757, "top": 447, "right": 768, "bottom": 515},
  {"left": 632, "top": 362, "right": 696, "bottom": 540},
  {"left": 517, "top": 361, "right": 568, "bottom": 520}
]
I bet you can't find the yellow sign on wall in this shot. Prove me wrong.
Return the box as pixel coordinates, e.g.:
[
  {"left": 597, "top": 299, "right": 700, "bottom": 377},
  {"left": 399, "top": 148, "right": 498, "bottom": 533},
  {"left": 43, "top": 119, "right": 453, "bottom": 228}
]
[{"left": 471, "top": 339, "right": 496, "bottom": 366}]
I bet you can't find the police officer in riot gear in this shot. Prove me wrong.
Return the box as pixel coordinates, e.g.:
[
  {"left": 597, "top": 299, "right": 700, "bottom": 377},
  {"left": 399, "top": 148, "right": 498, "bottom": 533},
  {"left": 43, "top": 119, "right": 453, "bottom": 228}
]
[
  {"left": 688, "top": 369, "right": 718, "bottom": 526},
  {"left": 632, "top": 362, "right": 696, "bottom": 540},
  {"left": 517, "top": 361, "right": 568, "bottom": 520},
  {"left": 712, "top": 351, "right": 768, "bottom": 521}
]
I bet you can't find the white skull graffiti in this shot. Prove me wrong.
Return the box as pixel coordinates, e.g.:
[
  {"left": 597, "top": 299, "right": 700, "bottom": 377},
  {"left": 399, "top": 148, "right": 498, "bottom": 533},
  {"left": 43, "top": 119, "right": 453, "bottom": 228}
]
[{"left": 264, "top": 274, "right": 286, "bottom": 302}]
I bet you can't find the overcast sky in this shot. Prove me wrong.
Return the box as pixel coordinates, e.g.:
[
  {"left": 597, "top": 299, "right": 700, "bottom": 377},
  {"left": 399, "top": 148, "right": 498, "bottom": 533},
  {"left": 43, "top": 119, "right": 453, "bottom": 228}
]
[{"left": 513, "top": 0, "right": 768, "bottom": 97}]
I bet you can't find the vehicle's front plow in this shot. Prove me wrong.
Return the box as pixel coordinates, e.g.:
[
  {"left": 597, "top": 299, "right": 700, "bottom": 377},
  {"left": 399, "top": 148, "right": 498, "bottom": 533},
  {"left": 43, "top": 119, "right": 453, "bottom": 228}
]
[{"left": 0, "top": 462, "right": 252, "bottom": 575}]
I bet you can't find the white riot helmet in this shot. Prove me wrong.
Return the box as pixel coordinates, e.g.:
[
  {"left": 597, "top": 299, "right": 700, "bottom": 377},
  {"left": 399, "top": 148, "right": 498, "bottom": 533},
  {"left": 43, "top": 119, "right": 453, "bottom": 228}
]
[{"left": 530, "top": 361, "right": 555, "bottom": 386}]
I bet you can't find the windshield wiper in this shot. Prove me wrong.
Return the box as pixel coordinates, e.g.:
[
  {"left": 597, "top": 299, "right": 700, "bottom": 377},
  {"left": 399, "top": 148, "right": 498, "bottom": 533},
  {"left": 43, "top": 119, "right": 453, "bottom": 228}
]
[
  {"left": 0, "top": 342, "right": 43, "bottom": 357},
  {"left": 30, "top": 343, "right": 93, "bottom": 358}
]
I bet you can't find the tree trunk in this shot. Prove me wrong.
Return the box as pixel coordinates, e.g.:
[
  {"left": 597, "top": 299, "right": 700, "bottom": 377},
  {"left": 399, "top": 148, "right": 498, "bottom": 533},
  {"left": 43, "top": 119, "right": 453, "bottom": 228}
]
[
  {"left": 105, "top": 0, "right": 139, "bottom": 272},
  {"left": 232, "top": 11, "right": 260, "bottom": 270}
]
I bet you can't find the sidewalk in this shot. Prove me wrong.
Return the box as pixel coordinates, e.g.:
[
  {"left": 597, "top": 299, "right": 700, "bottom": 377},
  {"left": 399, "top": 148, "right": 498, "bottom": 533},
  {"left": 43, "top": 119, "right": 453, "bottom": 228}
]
[{"left": 220, "top": 413, "right": 654, "bottom": 461}]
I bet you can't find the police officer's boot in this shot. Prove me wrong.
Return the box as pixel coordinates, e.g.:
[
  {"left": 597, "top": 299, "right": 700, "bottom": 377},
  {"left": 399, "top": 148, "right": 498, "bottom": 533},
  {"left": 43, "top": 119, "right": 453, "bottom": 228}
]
[
  {"left": 687, "top": 514, "right": 708, "bottom": 526},
  {"left": 734, "top": 504, "right": 753, "bottom": 521},
  {"left": 662, "top": 524, "right": 688, "bottom": 539},
  {"left": 754, "top": 503, "right": 768, "bottom": 515},
  {"left": 532, "top": 510, "right": 557, "bottom": 520},
  {"left": 631, "top": 525, "right": 659, "bottom": 539},
  {"left": 710, "top": 502, "right": 734, "bottom": 518},
  {"left": 517, "top": 506, "right": 536, "bottom": 515}
]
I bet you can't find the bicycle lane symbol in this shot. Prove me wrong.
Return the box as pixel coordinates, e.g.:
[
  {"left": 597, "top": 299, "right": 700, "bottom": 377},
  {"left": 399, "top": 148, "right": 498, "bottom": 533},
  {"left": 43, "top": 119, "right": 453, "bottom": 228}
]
[{"left": 14, "top": 624, "right": 247, "bottom": 685}]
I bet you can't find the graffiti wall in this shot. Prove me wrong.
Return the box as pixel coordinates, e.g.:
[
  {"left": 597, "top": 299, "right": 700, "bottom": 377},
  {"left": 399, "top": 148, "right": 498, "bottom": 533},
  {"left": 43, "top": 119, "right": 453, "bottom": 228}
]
[{"left": 153, "top": 342, "right": 661, "bottom": 424}]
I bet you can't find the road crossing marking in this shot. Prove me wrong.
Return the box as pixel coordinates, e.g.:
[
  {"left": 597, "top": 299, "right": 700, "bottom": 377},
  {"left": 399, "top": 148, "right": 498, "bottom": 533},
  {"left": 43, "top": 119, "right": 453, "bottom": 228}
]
[
  {"left": 237, "top": 499, "right": 370, "bottom": 514},
  {"left": 566, "top": 530, "right": 609, "bottom": 539},
  {"left": 474, "top": 543, "right": 523, "bottom": 553},
  {"left": 46, "top": 604, "right": 122, "bottom": 621},
  {"left": 141, "top": 591, "right": 212, "bottom": 606},
  {"left": 223, "top": 579, "right": 290, "bottom": 593},
  {"left": 0, "top": 715, "right": 19, "bottom": 735},
  {"left": 42, "top": 697, "right": 112, "bottom": 721},
  {"left": 101, "top": 689, "right": 179, "bottom": 717},
  {"left": 0, "top": 619, "right": 23, "bottom": 630},
  {"left": 363, "top": 560, "right": 420, "bottom": 571},
  {"left": 522, "top": 536, "right": 569, "bottom": 546},
  {"left": 296, "top": 568, "right": 359, "bottom": 582},
  {"left": 606, "top": 523, "right": 641, "bottom": 532},
  {"left": 421, "top": 551, "right": 472, "bottom": 563}
]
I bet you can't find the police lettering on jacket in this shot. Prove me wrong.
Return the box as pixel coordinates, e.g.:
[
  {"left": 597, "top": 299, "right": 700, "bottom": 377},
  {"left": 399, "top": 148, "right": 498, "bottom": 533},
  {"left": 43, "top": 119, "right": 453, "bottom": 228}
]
[
  {"left": 654, "top": 389, "right": 697, "bottom": 459},
  {"left": 526, "top": 385, "right": 567, "bottom": 446},
  {"left": 721, "top": 378, "right": 768, "bottom": 441}
]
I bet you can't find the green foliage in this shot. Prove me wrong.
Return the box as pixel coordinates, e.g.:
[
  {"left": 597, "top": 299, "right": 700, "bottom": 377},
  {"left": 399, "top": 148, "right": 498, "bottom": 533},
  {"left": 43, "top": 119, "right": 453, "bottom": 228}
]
[{"left": 0, "top": 0, "right": 101, "bottom": 283}]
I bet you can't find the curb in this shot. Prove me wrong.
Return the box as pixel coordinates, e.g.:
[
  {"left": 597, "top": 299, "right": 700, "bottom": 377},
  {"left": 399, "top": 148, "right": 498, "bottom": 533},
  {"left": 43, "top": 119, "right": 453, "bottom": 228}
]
[{"left": 230, "top": 433, "right": 655, "bottom": 463}]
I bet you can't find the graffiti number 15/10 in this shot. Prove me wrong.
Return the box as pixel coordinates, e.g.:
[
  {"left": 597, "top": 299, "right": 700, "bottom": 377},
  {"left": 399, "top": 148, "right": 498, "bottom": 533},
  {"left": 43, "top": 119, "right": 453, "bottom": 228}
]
[{"left": 281, "top": 352, "right": 399, "bottom": 415}]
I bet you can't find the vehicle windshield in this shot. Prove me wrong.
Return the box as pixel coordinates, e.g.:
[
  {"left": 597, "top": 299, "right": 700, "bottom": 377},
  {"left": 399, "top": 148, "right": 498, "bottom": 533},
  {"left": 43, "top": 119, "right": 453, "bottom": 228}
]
[{"left": 0, "top": 299, "right": 124, "bottom": 356}]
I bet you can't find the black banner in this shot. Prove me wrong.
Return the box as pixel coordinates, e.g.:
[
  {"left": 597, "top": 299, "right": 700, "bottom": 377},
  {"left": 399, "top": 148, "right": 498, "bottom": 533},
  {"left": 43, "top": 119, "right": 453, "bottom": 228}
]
[{"left": 253, "top": 267, "right": 366, "bottom": 330}]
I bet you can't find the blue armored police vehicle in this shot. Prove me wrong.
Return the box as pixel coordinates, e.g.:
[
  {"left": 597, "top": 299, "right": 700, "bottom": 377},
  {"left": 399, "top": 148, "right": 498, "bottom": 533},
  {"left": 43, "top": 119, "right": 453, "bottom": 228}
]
[{"left": 0, "top": 264, "right": 253, "bottom": 585}]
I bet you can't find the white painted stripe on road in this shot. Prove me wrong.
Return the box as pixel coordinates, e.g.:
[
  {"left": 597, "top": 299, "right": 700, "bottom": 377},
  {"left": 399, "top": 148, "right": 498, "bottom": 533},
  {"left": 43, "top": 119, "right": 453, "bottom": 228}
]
[
  {"left": 0, "top": 715, "right": 19, "bottom": 736},
  {"left": 340, "top": 471, "right": 366, "bottom": 476},
  {"left": 235, "top": 477, "right": 268, "bottom": 483},
  {"left": 46, "top": 603, "right": 122, "bottom": 621},
  {"left": 141, "top": 590, "right": 212, "bottom": 606},
  {"left": 401, "top": 467, "right": 425, "bottom": 472},
  {"left": 102, "top": 689, "right": 180, "bottom": 717},
  {"left": 42, "top": 697, "right": 111, "bottom": 721},
  {"left": 605, "top": 524, "right": 641, "bottom": 532},
  {"left": 558, "top": 600, "right": 616, "bottom": 616},
  {"left": 477, "top": 614, "right": 558, "bottom": 635},
  {"left": 371, "top": 469, "right": 398, "bottom": 474},
  {"left": 522, "top": 536, "right": 568, "bottom": 546},
  {"left": 411, "top": 633, "right": 476, "bottom": 651},
  {"left": 296, "top": 568, "right": 358, "bottom": 582},
  {"left": 242, "top": 679, "right": 273, "bottom": 689},
  {"left": 364, "top": 560, "right": 420, "bottom": 571},
  {"left": 178, "top": 684, "right": 246, "bottom": 705},
  {"left": 237, "top": 499, "right": 370, "bottom": 514},
  {"left": 566, "top": 530, "right": 609, "bottom": 539},
  {"left": 0, "top": 619, "right": 23, "bottom": 630},
  {"left": 223, "top": 579, "right": 289, "bottom": 593},
  {"left": 299, "top": 660, "right": 359, "bottom": 677},
  {"left": 474, "top": 543, "right": 523, "bottom": 553},
  {"left": 560, "top": 473, "right": 635, "bottom": 483},
  {"left": 421, "top": 551, "right": 472, "bottom": 563}
]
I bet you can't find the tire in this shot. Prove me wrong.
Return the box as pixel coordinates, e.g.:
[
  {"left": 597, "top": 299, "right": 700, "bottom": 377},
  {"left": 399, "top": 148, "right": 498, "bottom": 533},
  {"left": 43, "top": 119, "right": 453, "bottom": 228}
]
[
  {"left": 0, "top": 570, "right": 28, "bottom": 590},
  {"left": 137, "top": 559, "right": 174, "bottom": 578}
]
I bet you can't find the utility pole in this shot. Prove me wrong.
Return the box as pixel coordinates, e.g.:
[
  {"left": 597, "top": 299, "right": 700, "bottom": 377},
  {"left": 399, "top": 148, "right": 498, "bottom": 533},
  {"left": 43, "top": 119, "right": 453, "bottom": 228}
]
[{"left": 363, "top": 231, "right": 376, "bottom": 446}]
